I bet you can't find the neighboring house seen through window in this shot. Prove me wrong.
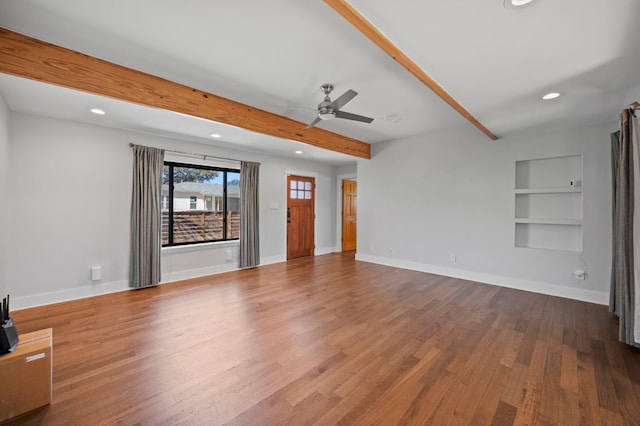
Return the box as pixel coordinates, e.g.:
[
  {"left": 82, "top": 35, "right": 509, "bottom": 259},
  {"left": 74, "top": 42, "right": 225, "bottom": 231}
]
[{"left": 162, "top": 162, "right": 240, "bottom": 246}]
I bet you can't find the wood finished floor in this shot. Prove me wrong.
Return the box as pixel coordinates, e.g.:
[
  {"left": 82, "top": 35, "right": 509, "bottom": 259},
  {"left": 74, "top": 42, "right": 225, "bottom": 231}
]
[{"left": 6, "top": 252, "right": 640, "bottom": 425}]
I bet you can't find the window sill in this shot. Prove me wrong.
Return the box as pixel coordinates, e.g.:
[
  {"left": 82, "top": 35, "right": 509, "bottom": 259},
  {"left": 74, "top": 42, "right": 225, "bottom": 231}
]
[{"left": 162, "top": 240, "right": 239, "bottom": 255}]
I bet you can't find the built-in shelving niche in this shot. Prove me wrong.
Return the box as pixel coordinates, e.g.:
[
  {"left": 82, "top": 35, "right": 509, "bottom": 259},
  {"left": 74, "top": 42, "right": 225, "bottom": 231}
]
[{"left": 515, "top": 155, "right": 582, "bottom": 252}]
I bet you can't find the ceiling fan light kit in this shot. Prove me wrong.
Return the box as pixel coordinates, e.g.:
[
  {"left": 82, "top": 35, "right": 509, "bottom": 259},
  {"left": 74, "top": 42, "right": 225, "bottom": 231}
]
[{"left": 319, "top": 111, "right": 335, "bottom": 120}]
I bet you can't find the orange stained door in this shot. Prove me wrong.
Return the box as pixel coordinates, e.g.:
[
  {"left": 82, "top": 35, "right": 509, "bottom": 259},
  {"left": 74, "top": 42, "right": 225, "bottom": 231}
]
[
  {"left": 342, "top": 179, "right": 357, "bottom": 251},
  {"left": 287, "top": 175, "right": 315, "bottom": 260}
]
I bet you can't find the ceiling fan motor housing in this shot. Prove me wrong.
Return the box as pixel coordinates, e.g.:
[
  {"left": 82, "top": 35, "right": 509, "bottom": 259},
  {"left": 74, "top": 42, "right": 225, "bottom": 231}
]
[{"left": 320, "top": 84, "right": 334, "bottom": 95}]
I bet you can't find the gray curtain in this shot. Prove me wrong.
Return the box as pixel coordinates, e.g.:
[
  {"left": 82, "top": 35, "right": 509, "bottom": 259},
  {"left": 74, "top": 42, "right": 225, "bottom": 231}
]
[
  {"left": 129, "top": 145, "right": 164, "bottom": 288},
  {"left": 239, "top": 161, "right": 260, "bottom": 268},
  {"left": 609, "top": 108, "right": 640, "bottom": 347}
]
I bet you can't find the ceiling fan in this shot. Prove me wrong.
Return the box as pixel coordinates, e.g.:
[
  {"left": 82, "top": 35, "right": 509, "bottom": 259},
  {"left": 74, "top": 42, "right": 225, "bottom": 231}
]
[{"left": 306, "top": 84, "right": 374, "bottom": 129}]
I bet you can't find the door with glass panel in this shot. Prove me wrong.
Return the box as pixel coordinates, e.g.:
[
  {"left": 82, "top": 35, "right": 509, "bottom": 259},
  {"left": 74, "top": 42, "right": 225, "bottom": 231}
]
[{"left": 287, "top": 175, "right": 315, "bottom": 260}]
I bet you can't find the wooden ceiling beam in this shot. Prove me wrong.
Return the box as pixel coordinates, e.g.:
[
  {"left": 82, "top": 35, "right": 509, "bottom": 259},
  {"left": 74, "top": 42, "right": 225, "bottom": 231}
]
[
  {"left": 324, "top": 0, "right": 498, "bottom": 141},
  {"left": 0, "top": 28, "right": 371, "bottom": 159}
]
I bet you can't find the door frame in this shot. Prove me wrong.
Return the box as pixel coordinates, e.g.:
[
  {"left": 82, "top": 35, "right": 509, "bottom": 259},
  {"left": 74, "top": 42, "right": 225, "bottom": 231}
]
[
  {"left": 336, "top": 173, "right": 357, "bottom": 252},
  {"left": 284, "top": 169, "right": 318, "bottom": 258}
]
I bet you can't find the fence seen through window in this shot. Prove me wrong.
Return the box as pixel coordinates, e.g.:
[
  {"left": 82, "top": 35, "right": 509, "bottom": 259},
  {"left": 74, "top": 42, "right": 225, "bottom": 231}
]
[{"left": 162, "top": 162, "right": 240, "bottom": 246}]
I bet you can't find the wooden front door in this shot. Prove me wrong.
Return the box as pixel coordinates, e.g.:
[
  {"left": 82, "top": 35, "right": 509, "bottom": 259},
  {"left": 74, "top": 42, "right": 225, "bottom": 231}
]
[
  {"left": 287, "top": 175, "right": 315, "bottom": 260},
  {"left": 342, "top": 179, "right": 357, "bottom": 251}
]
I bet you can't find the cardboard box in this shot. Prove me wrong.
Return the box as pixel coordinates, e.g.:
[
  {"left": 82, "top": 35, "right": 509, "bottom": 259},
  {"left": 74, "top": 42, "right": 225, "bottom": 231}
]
[{"left": 0, "top": 328, "right": 52, "bottom": 422}]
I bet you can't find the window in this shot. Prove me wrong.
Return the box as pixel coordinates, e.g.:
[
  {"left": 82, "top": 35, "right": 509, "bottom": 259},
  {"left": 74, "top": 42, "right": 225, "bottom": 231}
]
[
  {"left": 290, "top": 179, "right": 312, "bottom": 199},
  {"left": 162, "top": 162, "right": 240, "bottom": 246}
]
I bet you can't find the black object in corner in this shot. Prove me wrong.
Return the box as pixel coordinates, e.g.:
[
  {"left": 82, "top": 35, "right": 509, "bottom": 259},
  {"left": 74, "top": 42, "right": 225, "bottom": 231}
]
[{"left": 0, "top": 295, "right": 19, "bottom": 354}]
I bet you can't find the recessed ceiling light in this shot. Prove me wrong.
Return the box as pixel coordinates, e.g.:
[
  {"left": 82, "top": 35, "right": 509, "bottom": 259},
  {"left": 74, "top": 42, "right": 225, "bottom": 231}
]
[
  {"left": 210, "top": 133, "right": 222, "bottom": 138},
  {"left": 503, "top": 0, "right": 534, "bottom": 8},
  {"left": 542, "top": 92, "right": 561, "bottom": 100},
  {"left": 382, "top": 114, "right": 402, "bottom": 123},
  {"left": 295, "top": 150, "right": 303, "bottom": 154},
  {"left": 90, "top": 108, "right": 105, "bottom": 115}
]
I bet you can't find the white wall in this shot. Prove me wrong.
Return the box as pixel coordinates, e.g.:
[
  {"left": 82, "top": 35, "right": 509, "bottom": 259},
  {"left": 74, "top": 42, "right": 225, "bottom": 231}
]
[
  {"left": 8, "top": 112, "right": 337, "bottom": 309},
  {"left": 10, "top": 108, "right": 614, "bottom": 309},
  {"left": 335, "top": 163, "right": 357, "bottom": 176},
  {"left": 0, "top": 95, "right": 9, "bottom": 298},
  {"left": 357, "top": 121, "right": 613, "bottom": 304}
]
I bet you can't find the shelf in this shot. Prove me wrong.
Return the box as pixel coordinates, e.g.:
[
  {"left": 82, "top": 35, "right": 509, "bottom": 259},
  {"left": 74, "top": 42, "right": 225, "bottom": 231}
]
[
  {"left": 515, "top": 155, "right": 583, "bottom": 251},
  {"left": 515, "top": 245, "right": 582, "bottom": 253},
  {"left": 515, "top": 187, "right": 582, "bottom": 194},
  {"left": 515, "top": 222, "right": 582, "bottom": 252},
  {"left": 515, "top": 218, "right": 581, "bottom": 225}
]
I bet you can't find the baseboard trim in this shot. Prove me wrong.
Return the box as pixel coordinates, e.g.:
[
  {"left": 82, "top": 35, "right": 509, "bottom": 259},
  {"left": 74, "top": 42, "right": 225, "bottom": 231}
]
[
  {"left": 13, "top": 279, "right": 130, "bottom": 311},
  {"left": 260, "top": 249, "right": 336, "bottom": 265},
  {"left": 161, "top": 263, "right": 238, "bottom": 284},
  {"left": 14, "top": 264, "right": 242, "bottom": 311},
  {"left": 355, "top": 254, "right": 609, "bottom": 305},
  {"left": 16, "top": 252, "right": 586, "bottom": 312},
  {"left": 316, "top": 246, "right": 337, "bottom": 256},
  {"left": 261, "top": 255, "right": 286, "bottom": 266},
  {"left": 14, "top": 254, "right": 292, "bottom": 310}
]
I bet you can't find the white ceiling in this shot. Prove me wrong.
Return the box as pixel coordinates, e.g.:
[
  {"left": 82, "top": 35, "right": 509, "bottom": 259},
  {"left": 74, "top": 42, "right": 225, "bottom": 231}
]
[{"left": 0, "top": 0, "right": 639, "bottom": 165}]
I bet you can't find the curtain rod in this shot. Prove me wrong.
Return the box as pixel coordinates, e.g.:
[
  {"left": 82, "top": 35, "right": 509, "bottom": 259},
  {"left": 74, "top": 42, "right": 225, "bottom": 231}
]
[{"left": 129, "top": 143, "right": 243, "bottom": 163}]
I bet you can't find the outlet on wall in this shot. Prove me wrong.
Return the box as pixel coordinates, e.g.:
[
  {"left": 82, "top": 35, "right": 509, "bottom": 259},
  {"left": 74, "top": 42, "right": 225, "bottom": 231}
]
[
  {"left": 450, "top": 254, "right": 456, "bottom": 263},
  {"left": 574, "top": 270, "right": 586, "bottom": 280},
  {"left": 91, "top": 266, "right": 102, "bottom": 281}
]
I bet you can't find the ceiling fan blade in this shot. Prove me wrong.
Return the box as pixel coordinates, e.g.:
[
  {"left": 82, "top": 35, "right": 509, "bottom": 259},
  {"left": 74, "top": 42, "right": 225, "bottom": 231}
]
[
  {"left": 305, "top": 116, "right": 322, "bottom": 129},
  {"left": 335, "top": 110, "right": 374, "bottom": 123},
  {"left": 330, "top": 89, "right": 358, "bottom": 111}
]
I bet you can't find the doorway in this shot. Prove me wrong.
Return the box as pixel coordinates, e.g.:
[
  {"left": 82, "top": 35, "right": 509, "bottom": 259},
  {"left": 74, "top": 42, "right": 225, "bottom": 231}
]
[
  {"left": 342, "top": 179, "right": 357, "bottom": 251},
  {"left": 287, "top": 175, "right": 315, "bottom": 260}
]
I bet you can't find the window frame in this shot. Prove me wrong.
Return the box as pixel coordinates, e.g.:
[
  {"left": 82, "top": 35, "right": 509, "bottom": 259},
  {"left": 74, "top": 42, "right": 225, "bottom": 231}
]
[{"left": 163, "top": 161, "right": 240, "bottom": 247}]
